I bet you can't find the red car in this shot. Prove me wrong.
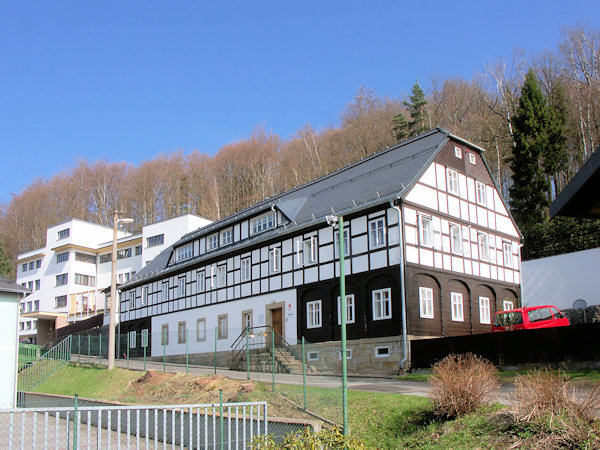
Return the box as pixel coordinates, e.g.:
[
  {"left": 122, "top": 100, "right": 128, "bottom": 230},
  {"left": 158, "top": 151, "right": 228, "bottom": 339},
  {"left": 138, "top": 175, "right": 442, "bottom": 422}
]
[{"left": 492, "top": 305, "right": 570, "bottom": 332}]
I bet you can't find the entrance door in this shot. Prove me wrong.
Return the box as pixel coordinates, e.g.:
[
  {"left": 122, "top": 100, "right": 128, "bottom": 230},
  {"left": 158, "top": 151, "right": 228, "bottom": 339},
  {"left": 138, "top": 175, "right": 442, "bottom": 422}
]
[{"left": 271, "top": 308, "right": 283, "bottom": 346}]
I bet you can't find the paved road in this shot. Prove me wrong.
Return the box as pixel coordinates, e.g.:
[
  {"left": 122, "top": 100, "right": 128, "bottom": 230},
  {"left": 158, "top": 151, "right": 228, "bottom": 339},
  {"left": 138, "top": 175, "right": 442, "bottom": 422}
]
[{"left": 72, "top": 354, "right": 514, "bottom": 404}]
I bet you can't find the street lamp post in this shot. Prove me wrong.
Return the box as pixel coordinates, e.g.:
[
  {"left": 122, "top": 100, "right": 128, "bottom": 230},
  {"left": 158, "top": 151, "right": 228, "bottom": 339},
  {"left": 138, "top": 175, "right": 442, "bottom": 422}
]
[{"left": 108, "top": 211, "right": 133, "bottom": 370}]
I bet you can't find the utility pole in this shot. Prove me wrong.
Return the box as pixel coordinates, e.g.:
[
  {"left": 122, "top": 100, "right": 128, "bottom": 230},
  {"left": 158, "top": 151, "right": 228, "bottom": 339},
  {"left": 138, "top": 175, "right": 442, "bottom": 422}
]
[{"left": 108, "top": 211, "right": 133, "bottom": 370}]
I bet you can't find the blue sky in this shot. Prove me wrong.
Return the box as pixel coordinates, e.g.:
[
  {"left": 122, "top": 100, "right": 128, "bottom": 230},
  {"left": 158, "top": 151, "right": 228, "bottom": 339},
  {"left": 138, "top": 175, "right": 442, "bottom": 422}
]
[{"left": 1, "top": 1, "right": 598, "bottom": 203}]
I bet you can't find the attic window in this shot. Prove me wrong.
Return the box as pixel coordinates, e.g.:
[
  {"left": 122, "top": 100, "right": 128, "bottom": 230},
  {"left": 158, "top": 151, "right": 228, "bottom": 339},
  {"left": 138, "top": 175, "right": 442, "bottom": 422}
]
[
  {"left": 175, "top": 243, "right": 193, "bottom": 262},
  {"left": 469, "top": 153, "right": 476, "bottom": 165},
  {"left": 454, "top": 146, "right": 462, "bottom": 159}
]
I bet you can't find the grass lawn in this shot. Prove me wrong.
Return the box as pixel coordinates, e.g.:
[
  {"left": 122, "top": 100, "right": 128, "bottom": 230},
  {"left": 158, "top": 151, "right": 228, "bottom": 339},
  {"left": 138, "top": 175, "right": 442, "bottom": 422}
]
[{"left": 31, "top": 363, "right": 529, "bottom": 448}]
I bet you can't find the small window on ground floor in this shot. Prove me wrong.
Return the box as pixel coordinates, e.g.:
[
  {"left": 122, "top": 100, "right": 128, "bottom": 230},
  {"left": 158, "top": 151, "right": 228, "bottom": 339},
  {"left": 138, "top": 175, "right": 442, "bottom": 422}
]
[
  {"left": 129, "top": 331, "right": 136, "bottom": 349},
  {"left": 375, "top": 346, "right": 390, "bottom": 358},
  {"left": 197, "top": 318, "right": 206, "bottom": 342},
  {"left": 178, "top": 321, "right": 187, "bottom": 344},
  {"left": 218, "top": 314, "right": 228, "bottom": 339},
  {"left": 161, "top": 324, "right": 169, "bottom": 345},
  {"left": 307, "top": 351, "right": 319, "bottom": 361},
  {"left": 338, "top": 348, "right": 353, "bottom": 360}
]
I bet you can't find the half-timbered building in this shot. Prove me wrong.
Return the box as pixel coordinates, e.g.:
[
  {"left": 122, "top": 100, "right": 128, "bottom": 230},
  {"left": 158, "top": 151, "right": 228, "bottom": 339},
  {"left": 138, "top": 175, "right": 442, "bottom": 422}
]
[{"left": 119, "top": 128, "right": 521, "bottom": 372}]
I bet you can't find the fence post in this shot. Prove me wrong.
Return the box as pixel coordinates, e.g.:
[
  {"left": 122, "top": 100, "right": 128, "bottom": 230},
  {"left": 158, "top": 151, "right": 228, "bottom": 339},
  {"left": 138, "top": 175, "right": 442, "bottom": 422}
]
[
  {"left": 143, "top": 344, "right": 146, "bottom": 371},
  {"left": 219, "top": 389, "right": 224, "bottom": 450},
  {"left": 272, "top": 330, "right": 275, "bottom": 392},
  {"left": 214, "top": 326, "right": 217, "bottom": 376},
  {"left": 88, "top": 334, "right": 91, "bottom": 358},
  {"left": 246, "top": 327, "right": 250, "bottom": 380},
  {"left": 117, "top": 326, "right": 121, "bottom": 360},
  {"left": 99, "top": 334, "right": 102, "bottom": 365},
  {"left": 78, "top": 335, "right": 81, "bottom": 363},
  {"left": 127, "top": 333, "right": 130, "bottom": 369},
  {"left": 163, "top": 339, "right": 166, "bottom": 373},
  {"left": 186, "top": 328, "right": 189, "bottom": 375},
  {"left": 302, "top": 337, "right": 307, "bottom": 410},
  {"left": 73, "top": 394, "right": 79, "bottom": 450}
]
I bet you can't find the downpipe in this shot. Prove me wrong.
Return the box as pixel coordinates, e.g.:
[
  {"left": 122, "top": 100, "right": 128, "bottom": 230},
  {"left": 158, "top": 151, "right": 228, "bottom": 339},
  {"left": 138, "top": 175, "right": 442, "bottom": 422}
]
[{"left": 390, "top": 200, "right": 409, "bottom": 371}]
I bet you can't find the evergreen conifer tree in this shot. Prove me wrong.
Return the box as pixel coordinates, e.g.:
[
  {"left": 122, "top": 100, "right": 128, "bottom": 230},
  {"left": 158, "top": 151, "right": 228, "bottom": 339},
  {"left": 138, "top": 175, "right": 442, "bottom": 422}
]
[
  {"left": 509, "top": 70, "right": 551, "bottom": 230},
  {"left": 393, "top": 81, "right": 428, "bottom": 141}
]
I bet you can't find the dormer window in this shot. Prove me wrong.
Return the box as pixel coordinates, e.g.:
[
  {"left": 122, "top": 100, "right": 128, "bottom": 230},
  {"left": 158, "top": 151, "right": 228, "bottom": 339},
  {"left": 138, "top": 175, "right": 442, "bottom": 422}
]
[
  {"left": 469, "top": 153, "right": 476, "bottom": 165},
  {"left": 220, "top": 228, "right": 233, "bottom": 246},
  {"left": 175, "top": 243, "right": 193, "bottom": 262},
  {"left": 251, "top": 211, "right": 276, "bottom": 235},
  {"left": 207, "top": 233, "right": 218, "bottom": 251},
  {"left": 58, "top": 228, "right": 70, "bottom": 240}
]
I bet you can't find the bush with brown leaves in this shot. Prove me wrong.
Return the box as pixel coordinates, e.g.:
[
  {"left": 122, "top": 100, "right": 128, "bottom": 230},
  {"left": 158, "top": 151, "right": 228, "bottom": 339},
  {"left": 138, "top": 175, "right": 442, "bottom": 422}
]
[
  {"left": 511, "top": 370, "right": 600, "bottom": 447},
  {"left": 429, "top": 353, "right": 499, "bottom": 418}
]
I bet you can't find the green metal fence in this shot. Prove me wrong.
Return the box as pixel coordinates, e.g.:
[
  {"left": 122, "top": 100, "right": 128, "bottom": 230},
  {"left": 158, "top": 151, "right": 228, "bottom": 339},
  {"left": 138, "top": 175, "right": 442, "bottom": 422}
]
[{"left": 18, "top": 335, "right": 72, "bottom": 391}]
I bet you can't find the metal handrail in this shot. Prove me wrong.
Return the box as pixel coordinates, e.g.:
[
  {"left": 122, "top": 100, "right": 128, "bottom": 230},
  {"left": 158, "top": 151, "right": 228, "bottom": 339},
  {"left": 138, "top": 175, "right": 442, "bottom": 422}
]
[{"left": 231, "top": 326, "right": 298, "bottom": 371}]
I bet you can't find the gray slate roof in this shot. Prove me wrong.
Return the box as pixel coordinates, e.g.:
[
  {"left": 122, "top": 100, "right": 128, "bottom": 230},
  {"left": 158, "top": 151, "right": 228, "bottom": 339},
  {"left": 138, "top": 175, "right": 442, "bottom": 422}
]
[
  {"left": 0, "top": 275, "right": 29, "bottom": 295},
  {"left": 124, "top": 128, "right": 454, "bottom": 287}
]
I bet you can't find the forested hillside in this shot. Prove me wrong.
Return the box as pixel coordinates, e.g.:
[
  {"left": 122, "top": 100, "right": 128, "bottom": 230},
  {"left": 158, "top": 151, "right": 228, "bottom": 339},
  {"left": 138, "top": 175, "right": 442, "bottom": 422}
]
[{"left": 2, "top": 25, "right": 599, "bottom": 275}]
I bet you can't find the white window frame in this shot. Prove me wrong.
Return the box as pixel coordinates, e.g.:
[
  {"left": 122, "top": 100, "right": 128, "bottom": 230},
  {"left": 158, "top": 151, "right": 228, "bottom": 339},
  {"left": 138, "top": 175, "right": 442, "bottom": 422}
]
[
  {"left": 197, "top": 270, "right": 205, "bottom": 291},
  {"left": 216, "top": 265, "right": 226, "bottom": 288},
  {"left": 303, "top": 237, "right": 317, "bottom": 265},
  {"left": 175, "top": 243, "right": 193, "bottom": 262},
  {"left": 503, "top": 300, "right": 514, "bottom": 311},
  {"left": 337, "top": 294, "right": 356, "bottom": 325},
  {"left": 207, "top": 233, "right": 219, "bottom": 251},
  {"left": 449, "top": 223, "right": 463, "bottom": 255},
  {"left": 476, "top": 181, "right": 487, "bottom": 206},
  {"left": 269, "top": 248, "right": 281, "bottom": 274},
  {"left": 141, "top": 329, "right": 148, "bottom": 348},
  {"left": 338, "top": 348, "right": 353, "bottom": 360},
  {"left": 178, "top": 276, "right": 186, "bottom": 297},
  {"left": 220, "top": 228, "right": 233, "bottom": 246},
  {"left": 372, "top": 288, "right": 392, "bottom": 320},
  {"left": 251, "top": 211, "right": 276, "bottom": 235},
  {"left": 306, "top": 300, "right": 322, "bottom": 329},
  {"left": 307, "top": 351, "right": 319, "bottom": 361},
  {"left": 418, "top": 214, "right": 433, "bottom": 247},
  {"left": 375, "top": 346, "right": 390, "bottom": 358},
  {"left": 129, "top": 331, "right": 136, "bottom": 349},
  {"left": 469, "top": 153, "right": 476, "bottom": 165},
  {"left": 451, "top": 292, "right": 464, "bottom": 322},
  {"left": 478, "top": 232, "right": 490, "bottom": 260},
  {"left": 196, "top": 318, "right": 206, "bottom": 341},
  {"left": 241, "top": 258, "right": 251, "bottom": 282},
  {"left": 503, "top": 242, "right": 514, "bottom": 268},
  {"left": 479, "top": 296, "right": 491, "bottom": 324},
  {"left": 161, "top": 281, "right": 169, "bottom": 302},
  {"left": 446, "top": 168, "right": 459, "bottom": 195},
  {"left": 129, "top": 290, "right": 136, "bottom": 309},
  {"left": 419, "top": 287, "right": 434, "bottom": 319},
  {"left": 142, "top": 287, "right": 148, "bottom": 306},
  {"left": 368, "top": 218, "right": 386, "bottom": 249},
  {"left": 454, "top": 146, "right": 462, "bottom": 158},
  {"left": 334, "top": 228, "right": 350, "bottom": 257}
]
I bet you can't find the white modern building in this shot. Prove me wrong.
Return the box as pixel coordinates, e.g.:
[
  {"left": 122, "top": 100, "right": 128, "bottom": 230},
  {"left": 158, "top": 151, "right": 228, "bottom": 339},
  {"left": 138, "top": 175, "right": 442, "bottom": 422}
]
[
  {"left": 17, "top": 214, "right": 211, "bottom": 345},
  {"left": 0, "top": 275, "right": 27, "bottom": 408}
]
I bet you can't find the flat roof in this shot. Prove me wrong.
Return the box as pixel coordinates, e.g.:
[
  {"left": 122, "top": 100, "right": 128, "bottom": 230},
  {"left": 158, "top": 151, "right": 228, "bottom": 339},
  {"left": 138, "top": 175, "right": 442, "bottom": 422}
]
[{"left": 550, "top": 148, "right": 600, "bottom": 219}]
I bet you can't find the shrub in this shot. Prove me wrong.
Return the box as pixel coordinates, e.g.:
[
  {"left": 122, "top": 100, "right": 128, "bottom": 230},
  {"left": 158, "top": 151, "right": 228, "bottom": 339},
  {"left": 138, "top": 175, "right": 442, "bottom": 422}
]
[
  {"left": 429, "top": 353, "right": 499, "bottom": 418},
  {"left": 251, "top": 427, "right": 367, "bottom": 449},
  {"left": 511, "top": 369, "right": 600, "bottom": 447}
]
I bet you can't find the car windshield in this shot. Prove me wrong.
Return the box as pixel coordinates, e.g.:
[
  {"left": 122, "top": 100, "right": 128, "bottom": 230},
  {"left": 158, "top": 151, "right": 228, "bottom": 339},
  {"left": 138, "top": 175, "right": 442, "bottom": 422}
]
[
  {"left": 528, "top": 307, "right": 553, "bottom": 323},
  {"left": 494, "top": 311, "right": 523, "bottom": 327}
]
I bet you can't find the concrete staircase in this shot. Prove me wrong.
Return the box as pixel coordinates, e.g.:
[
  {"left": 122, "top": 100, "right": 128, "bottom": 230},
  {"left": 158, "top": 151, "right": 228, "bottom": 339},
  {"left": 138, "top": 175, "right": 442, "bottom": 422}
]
[{"left": 231, "top": 347, "right": 304, "bottom": 375}]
